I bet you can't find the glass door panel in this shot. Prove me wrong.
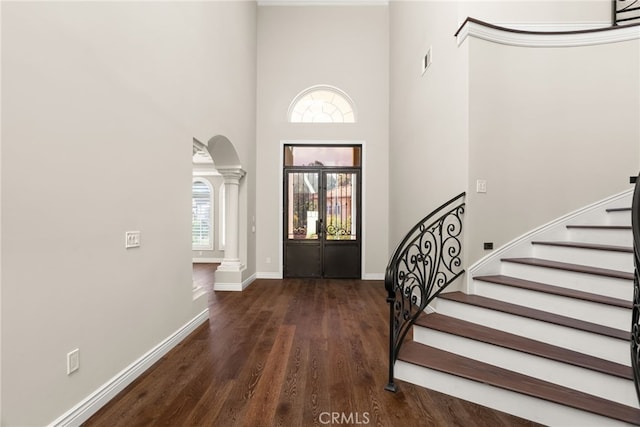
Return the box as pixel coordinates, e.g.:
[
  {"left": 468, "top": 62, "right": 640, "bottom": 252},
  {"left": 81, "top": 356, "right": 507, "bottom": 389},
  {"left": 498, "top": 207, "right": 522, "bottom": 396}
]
[
  {"left": 287, "top": 172, "right": 320, "bottom": 240},
  {"left": 324, "top": 172, "right": 357, "bottom": 240}
]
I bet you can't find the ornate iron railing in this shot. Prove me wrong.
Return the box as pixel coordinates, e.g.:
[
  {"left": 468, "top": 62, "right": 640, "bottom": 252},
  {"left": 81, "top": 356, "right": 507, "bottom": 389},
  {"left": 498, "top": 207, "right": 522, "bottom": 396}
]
[
  {"left": 614, "top": 0, "right": 640, "bottom": 26},
  {"left": 384, "top": 192, "right": 465, "bottom": 392},
  {"left": 631, "top": 174, "right": 640, "bottom": 404}
]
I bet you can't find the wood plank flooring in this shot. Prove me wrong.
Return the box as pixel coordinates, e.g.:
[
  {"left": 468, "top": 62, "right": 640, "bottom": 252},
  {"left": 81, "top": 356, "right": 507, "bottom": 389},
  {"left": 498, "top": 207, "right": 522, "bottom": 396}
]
[{"left": 84, "top": 265, "right": 540, "bottom": 427}]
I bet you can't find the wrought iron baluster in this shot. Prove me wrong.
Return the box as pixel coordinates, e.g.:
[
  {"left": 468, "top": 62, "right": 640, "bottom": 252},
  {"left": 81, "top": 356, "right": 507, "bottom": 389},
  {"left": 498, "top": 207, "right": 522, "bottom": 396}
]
[
  {"left": 614, "top": 0, "right": 640, "bottom": 25},
  {"left": 385, "top": 192, "right": 465, "bottom": 392},
  {"left": 631, "top": 173, "right": 640, "bottom": 404}
]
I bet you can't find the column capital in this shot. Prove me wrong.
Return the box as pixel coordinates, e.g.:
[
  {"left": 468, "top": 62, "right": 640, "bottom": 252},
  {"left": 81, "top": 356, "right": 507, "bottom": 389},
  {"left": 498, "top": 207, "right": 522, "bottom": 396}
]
[{"left": 217, "top": 167, "right": 246, "bottom": 184}]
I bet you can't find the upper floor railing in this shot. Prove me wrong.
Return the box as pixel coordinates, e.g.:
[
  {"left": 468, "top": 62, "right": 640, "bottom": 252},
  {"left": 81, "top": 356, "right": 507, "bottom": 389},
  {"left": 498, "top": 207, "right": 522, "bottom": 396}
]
[
  {"left": 630, "top": 174, "right": 640, "bottom": 404},
  {"left": 614, "top": 0, "right": 640, "bottom": 26},
  {"left": 384, "top": 192, "right": 465, "bottom": 392}
]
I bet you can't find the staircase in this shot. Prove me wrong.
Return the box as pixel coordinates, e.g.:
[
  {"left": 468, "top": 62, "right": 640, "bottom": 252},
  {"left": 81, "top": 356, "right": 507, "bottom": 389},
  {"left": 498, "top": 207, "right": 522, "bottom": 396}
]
[{"left": 393, "top": 190, "right": 640, "bottom": 426}]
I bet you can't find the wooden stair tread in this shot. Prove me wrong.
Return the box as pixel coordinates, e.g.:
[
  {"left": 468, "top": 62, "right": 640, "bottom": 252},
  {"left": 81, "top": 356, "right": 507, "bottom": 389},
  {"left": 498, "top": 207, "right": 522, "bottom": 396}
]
[
  {"left": 501, "top": 257, "right": 634, "bottom": 280},
  {"left": 566, "top": 224, "right": 631, "bottom": 230},
  {"left": 415, "top": 312, "right": 633, "bottom": 380},
  {"left": 531, "top": 240, "right": 633, "bottom": 253},
  {"left": 398, "top": 341, "right": 640, "bottom": 425},
  {"left": 474, "top": 274, "right": 632, "bottom": 309},
  {"left": 438, "top": 292, "right": 630, "bottom": 340}
]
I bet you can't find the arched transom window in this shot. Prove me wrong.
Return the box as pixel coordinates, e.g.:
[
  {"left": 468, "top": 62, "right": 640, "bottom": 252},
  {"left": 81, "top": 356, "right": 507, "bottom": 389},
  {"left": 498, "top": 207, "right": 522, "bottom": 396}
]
[{"left": 288, "top": 86, "right": 356, "bottom": 123}]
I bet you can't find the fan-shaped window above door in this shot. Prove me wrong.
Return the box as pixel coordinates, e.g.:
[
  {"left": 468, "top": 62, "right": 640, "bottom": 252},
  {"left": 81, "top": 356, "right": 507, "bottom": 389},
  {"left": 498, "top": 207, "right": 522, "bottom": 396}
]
[{"left": 288, "top": 86, "right": 356, "bottom": 123}]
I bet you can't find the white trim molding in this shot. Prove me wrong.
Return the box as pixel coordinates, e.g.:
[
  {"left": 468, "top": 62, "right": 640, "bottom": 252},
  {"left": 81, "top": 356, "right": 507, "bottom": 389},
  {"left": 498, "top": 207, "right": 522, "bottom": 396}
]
[
  {"left": 456, "top": 18, "right": 640, "bottom": 48},
  {"left": 192, "top": 257, "right": 223, "bottom": 264},
  {"left": 49, "top": 309, "right": 209, "bottom": 427},
  {"left": 256, "top": 271, "right": 283, "bottom": 279},
  {"left": 192, "top": 169, "right": 221, "bottom": 177},
  {"left": 258, "top": 0, "right": 387, "bottom": 5},
  {"left": 214, "top": 273, "right": 256, "bottom": 291},
  {"left": 362, "top": 273, "right": 384, "bottom": 281},
  {"left": 494, "top": 21, "right": 611, "bottom": 32}
]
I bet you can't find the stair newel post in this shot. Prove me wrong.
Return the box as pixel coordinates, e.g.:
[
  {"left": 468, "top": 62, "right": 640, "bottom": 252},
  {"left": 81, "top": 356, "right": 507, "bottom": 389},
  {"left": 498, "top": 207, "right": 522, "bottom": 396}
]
[
  {"left": 631, "top": 173, "right": 640, "bottom": 405},
  {"left": 383, "top": 192, "right": 465, "bottom": 393},
  {"left": 385, "top": 263, "right": 398, "bottom": 392},
  {"left": 385, "top": 297, "right": 398, "bottom": 392}
]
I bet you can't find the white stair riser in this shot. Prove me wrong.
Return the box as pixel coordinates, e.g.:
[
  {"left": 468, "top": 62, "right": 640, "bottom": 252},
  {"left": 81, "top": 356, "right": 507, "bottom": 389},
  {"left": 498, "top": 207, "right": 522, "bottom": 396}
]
[
  {"left": 472, "top": 280, "right": 631, "bottom": 331},
  {"left": 567, "top": 228, "right": 632, "bottom": 247},
  {"left": 605, "top": 210, "right": 631, "bottom": 226},
  {"left": 412, "top": 326, "right": 638, "bottom": 408},
  {"left": 395, "top": 361, "right": 631, "bottom": 427},
  {"left": 500, "top": 262, "right": 633, "bottom": 301},
  {"left": 434, "top": 298, "right": 630, "bottom": 365},
  {"left": 531, "top": 245, "right": 633, "bottom": 273}
]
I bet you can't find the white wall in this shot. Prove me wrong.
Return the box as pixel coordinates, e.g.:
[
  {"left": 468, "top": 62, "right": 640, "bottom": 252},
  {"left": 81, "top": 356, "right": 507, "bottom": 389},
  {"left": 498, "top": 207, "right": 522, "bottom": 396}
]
[
  {"left": 389, "top": 1, "right": 469, "bottom": 253},
  {"left": 389, "top": 0, "right": 624, "bottom": 266},
  {"left": 457, "top": 0, "right": 610, "bottom": 26},
  {"left": 256, "top": 5, "right": 389, "bottom": 278},
  {"left": 1, "top": 2, "right": 256, "bottom": 425},
  {"left": 0, "top": 3, "right": 3, "bottom": 421},
  {"left": 466, "top": 36, "right": 640, "bottom": 262}
]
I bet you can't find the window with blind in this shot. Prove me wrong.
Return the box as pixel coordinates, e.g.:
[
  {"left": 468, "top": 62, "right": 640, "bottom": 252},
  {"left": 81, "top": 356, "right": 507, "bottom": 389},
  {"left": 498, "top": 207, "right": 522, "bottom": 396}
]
[{"left": 192, "top": 179, "right": 213, "bottom": 250}]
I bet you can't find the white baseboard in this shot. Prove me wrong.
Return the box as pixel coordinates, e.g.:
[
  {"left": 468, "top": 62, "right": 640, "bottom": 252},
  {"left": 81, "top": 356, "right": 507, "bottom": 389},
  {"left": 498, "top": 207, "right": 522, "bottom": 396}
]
[
  {"left": 254, "top": 272, "right": 383, "bottom": 280},
  {"left": 213, "top": 282, "right": 243, "bottom": 291},
  {"left": 243, "top": 273, "right": 256, "bottom": 290},
  {"left": 192, "top": 286, "right": 208, "bottom": 301},
  {"left": 256, "top": 272, "right": 283, "bottom": 279},
  {"left": 49, "top": 309, "right": 210, "bottom": 427},
  {"left": 214, "top": 274, "right": 256, "bottom": 291},
  {"left": 192, "top": 257, "right": 223, "bottom": 263}
]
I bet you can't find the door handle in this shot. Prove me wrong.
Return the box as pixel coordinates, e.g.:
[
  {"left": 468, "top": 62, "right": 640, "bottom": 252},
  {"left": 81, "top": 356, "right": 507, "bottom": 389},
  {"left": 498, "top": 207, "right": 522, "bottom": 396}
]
[{"left": 317, "top": 219, "right": 323, "bottom": 237}]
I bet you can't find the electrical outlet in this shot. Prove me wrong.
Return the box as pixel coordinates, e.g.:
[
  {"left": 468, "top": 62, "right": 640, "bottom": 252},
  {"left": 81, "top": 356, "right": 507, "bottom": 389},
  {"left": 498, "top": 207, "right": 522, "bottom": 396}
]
[
  {"left": 125, "top": 231, "right": 141, "bottom": 248},
  {"left": 484, "top": 242, "right": 494, "bottom": 250},
  {"left": 67, "top": 349, "right": 80, "bottom": 375}
]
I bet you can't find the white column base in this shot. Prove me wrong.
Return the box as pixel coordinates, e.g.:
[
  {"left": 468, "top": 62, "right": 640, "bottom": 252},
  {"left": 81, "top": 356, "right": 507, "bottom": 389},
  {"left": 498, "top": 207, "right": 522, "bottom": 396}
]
[
  {"left": 214, "top": 265, "right": 247, "bottom": 291},
  {"left": 216, "top": 260, "right": 244, "bottom": 272}
]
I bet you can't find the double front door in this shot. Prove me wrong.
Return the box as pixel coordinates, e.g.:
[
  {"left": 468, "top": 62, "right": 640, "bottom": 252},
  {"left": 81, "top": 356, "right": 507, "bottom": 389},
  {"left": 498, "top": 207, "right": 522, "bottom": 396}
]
[{"left": 284, "top": 169, "right": 361, "bottom": 278}]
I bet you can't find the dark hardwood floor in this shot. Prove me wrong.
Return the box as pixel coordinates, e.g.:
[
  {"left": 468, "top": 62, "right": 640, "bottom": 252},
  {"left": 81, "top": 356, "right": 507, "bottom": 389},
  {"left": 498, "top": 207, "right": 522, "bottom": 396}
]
[{"left": 84, "top": 264, "right": 540, "bottom": 427}]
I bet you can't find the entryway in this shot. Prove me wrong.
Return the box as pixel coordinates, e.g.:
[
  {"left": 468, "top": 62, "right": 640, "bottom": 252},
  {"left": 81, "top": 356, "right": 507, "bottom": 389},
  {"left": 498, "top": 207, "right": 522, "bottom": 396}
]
[{"left": 283, "top": 144, "right": 361, "bottom": 278}]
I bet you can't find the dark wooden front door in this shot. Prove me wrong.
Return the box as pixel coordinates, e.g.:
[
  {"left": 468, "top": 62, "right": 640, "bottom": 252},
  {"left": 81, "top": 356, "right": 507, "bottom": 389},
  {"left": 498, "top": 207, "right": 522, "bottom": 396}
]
[{"left": 284, "top": 168, "right": 361, "bottom": 278}]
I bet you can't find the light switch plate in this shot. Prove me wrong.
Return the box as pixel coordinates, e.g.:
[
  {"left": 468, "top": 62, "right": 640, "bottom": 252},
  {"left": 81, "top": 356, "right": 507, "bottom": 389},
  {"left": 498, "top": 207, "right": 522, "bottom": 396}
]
[
  {"left": 476, "top": 179, "right": 487, "bottom": 193},
  {"left": 67, "top": 349, "right": 79, "bottom": 375}
]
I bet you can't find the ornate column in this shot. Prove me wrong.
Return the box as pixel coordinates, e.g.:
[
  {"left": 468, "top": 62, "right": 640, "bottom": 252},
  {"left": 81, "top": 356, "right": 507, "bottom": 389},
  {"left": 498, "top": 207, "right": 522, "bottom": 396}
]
[{"left": 216, "top": 167, "right": 246, "bottom": 272}]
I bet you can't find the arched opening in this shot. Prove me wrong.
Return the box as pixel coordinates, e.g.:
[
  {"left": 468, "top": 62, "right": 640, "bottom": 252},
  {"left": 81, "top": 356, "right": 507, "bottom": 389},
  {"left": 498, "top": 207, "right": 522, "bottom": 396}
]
[
  {"left": 192, "top": 140, "right": 220, "bottom": 297},
  {"left": 192, "top": 135, "right": 246, "bottom": 291}
]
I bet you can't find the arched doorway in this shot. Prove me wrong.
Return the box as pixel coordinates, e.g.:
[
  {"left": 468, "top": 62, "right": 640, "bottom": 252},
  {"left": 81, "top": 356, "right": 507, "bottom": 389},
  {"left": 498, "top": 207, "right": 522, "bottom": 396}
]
[{"left": 193, "top": 135, "right": 246, "bottom": 291}]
